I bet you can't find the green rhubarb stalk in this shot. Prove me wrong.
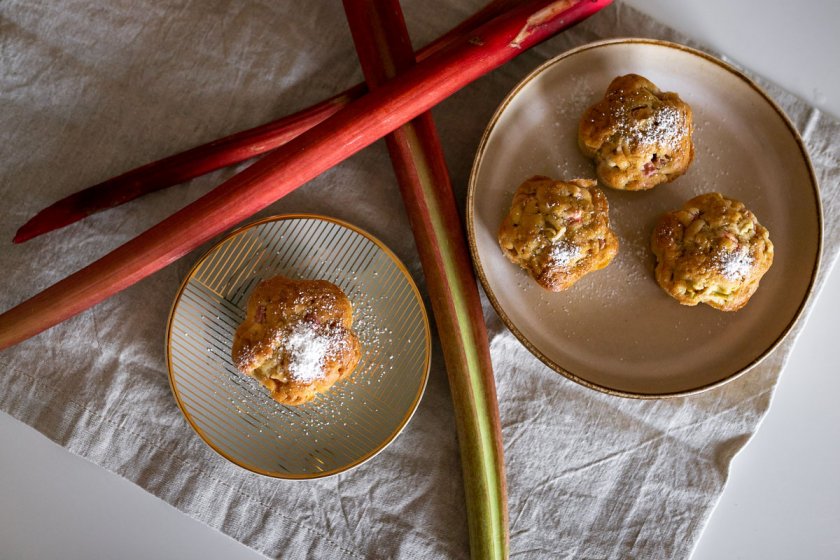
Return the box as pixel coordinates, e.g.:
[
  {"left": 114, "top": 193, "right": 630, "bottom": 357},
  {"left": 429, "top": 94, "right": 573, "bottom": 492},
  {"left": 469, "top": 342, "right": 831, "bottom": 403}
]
[{"left": 342, "top": 0, "right": 507, "bottom": 557}]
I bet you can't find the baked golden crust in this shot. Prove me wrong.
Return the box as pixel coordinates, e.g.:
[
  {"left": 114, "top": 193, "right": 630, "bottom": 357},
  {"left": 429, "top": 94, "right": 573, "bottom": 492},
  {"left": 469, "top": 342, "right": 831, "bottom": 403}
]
[
  {"left": 231, "top": 275, "right": 361, "bottom": 405},
  {"left": 498, "top": 175, "right": 618, "bottom": 291},
  {"left": 651, "top": 192, "right": 773, "bottom": 311},
  {"left": 579, "top": 74, "right": 694, "bottom": 191}
]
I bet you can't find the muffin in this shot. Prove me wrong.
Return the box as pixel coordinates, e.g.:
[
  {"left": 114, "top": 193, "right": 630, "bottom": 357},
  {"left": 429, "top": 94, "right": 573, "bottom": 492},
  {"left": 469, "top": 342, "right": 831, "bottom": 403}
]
[
  {"left": 579, "top": 74, "right": 694, "bottom": 191},
  {"left": 498, "top": 175, "right": 618, "bottom": 291},
  {"left": 231, "top": 275, "right": 361, "bottom": 405},
  {"left": 651, "top": 192, "right": 774, "bottom": 311}
]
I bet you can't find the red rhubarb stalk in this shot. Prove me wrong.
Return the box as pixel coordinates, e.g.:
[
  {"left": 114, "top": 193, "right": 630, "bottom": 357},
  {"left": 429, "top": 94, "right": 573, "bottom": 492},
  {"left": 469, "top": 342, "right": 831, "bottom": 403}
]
[
  {"left": 12, "top": 89, "right": 359, "bottom": 243},
  {"left": 13, "top": 0, "right": 524, "bottom": 244},
  {"left": 0, "top": 0, "right": 613, "bottom": 350},
  {"left": 343, "top": 0, "right": 508, "bottom": 557}
]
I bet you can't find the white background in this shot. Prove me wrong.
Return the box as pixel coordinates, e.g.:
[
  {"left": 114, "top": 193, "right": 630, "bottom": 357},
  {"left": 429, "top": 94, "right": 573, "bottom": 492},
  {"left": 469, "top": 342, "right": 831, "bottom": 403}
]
[{"left": 1, "top": 1, "right": 838, "bottom": 558}]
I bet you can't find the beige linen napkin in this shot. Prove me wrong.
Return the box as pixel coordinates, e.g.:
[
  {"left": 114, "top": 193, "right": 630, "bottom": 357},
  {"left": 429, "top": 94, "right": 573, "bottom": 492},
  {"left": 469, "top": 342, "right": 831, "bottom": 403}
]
[{"left": 1, "top": 1, "right": 837, "bottom": 558}]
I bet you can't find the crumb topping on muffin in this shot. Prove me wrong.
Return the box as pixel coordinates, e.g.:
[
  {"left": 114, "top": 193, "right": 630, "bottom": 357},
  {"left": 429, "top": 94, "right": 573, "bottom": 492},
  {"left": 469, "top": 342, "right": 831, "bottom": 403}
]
[
  {"left": 232, "top": 275, "right": 361, "bottom": 405},
  {"left": 579, "top": 74, "right": 694, "bottom": 191},
  {"left": 651, "top": 192, "right": 773, "bottom": 311},
  {"left": 498, "top": 175, "right": 618, "bottom": 291}
]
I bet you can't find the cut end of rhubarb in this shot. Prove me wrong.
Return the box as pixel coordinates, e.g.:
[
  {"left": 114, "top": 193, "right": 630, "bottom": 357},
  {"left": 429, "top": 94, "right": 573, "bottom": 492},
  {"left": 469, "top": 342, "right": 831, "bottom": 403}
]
[
  {"left": 13, "top": 200, "right": 88, "bottom": 243},
  {"left": 14, "top": 214, "right": 62, "bottom": 243},
  {"left": 13, "top": 223, "right": 43, "bottom": 244}
]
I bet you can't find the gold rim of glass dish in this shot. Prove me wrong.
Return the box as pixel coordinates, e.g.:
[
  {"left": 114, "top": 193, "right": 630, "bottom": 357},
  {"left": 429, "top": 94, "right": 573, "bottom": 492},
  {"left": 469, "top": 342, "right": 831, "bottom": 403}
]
[
  {"left": 166, "top": 214, "right": 432, "bottom": 478},
  {"left": 466, "top": 38, "right": 823, "bottom": 399}
]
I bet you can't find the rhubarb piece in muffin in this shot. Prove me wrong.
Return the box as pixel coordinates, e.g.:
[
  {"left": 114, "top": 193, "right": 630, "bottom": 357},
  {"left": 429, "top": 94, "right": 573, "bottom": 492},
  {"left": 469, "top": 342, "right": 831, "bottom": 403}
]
[
  {"left": 231, "top": 275, "right": 361, "bottom": 405},
  {"left": 651, "top": 192, "right": 774, "bottom": 311},
  {"left": 498, "top": 175, "right": 618, "bottom": 291},
  {"left": 579, "top": 74, "right": 694, "bottom": 191}
]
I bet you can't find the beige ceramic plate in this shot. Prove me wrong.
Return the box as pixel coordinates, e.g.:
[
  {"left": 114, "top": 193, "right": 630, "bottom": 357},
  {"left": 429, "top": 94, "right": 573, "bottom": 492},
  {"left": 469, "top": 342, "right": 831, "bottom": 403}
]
[
  {"left": 467, "top": 39, "right": 822, "bottom": 398},
  {"left": 166, "top": 215, "right": 430, "bottom": 478}
]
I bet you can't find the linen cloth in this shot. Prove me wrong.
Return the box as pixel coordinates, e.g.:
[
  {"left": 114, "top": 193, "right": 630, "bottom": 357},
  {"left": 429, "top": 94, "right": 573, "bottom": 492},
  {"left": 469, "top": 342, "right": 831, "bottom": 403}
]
[{"left": 1, "top": 1, "right": 837, "bottom": 558}]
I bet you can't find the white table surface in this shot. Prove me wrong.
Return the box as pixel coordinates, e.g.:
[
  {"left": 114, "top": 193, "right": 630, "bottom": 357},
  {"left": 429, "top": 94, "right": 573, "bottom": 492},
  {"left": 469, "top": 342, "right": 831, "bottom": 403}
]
[{"left": 1, "top": 1, "right": 838, "bottom": 558}]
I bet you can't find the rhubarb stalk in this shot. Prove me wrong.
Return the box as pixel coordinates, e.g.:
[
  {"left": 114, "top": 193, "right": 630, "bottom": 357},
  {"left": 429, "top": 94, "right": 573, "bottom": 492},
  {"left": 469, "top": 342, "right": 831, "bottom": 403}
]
[
  {"left": 12, "top": 89, "right": 359, "bottom": 243},
  {"left": 13, "top": 0, "right": 524, "bottom": 244},
  {"left": 343, "top": 0, "right": 507, "bottom": 557},
  {"left": 0, "top": 0, "right": 613, "bottom": 350}
]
